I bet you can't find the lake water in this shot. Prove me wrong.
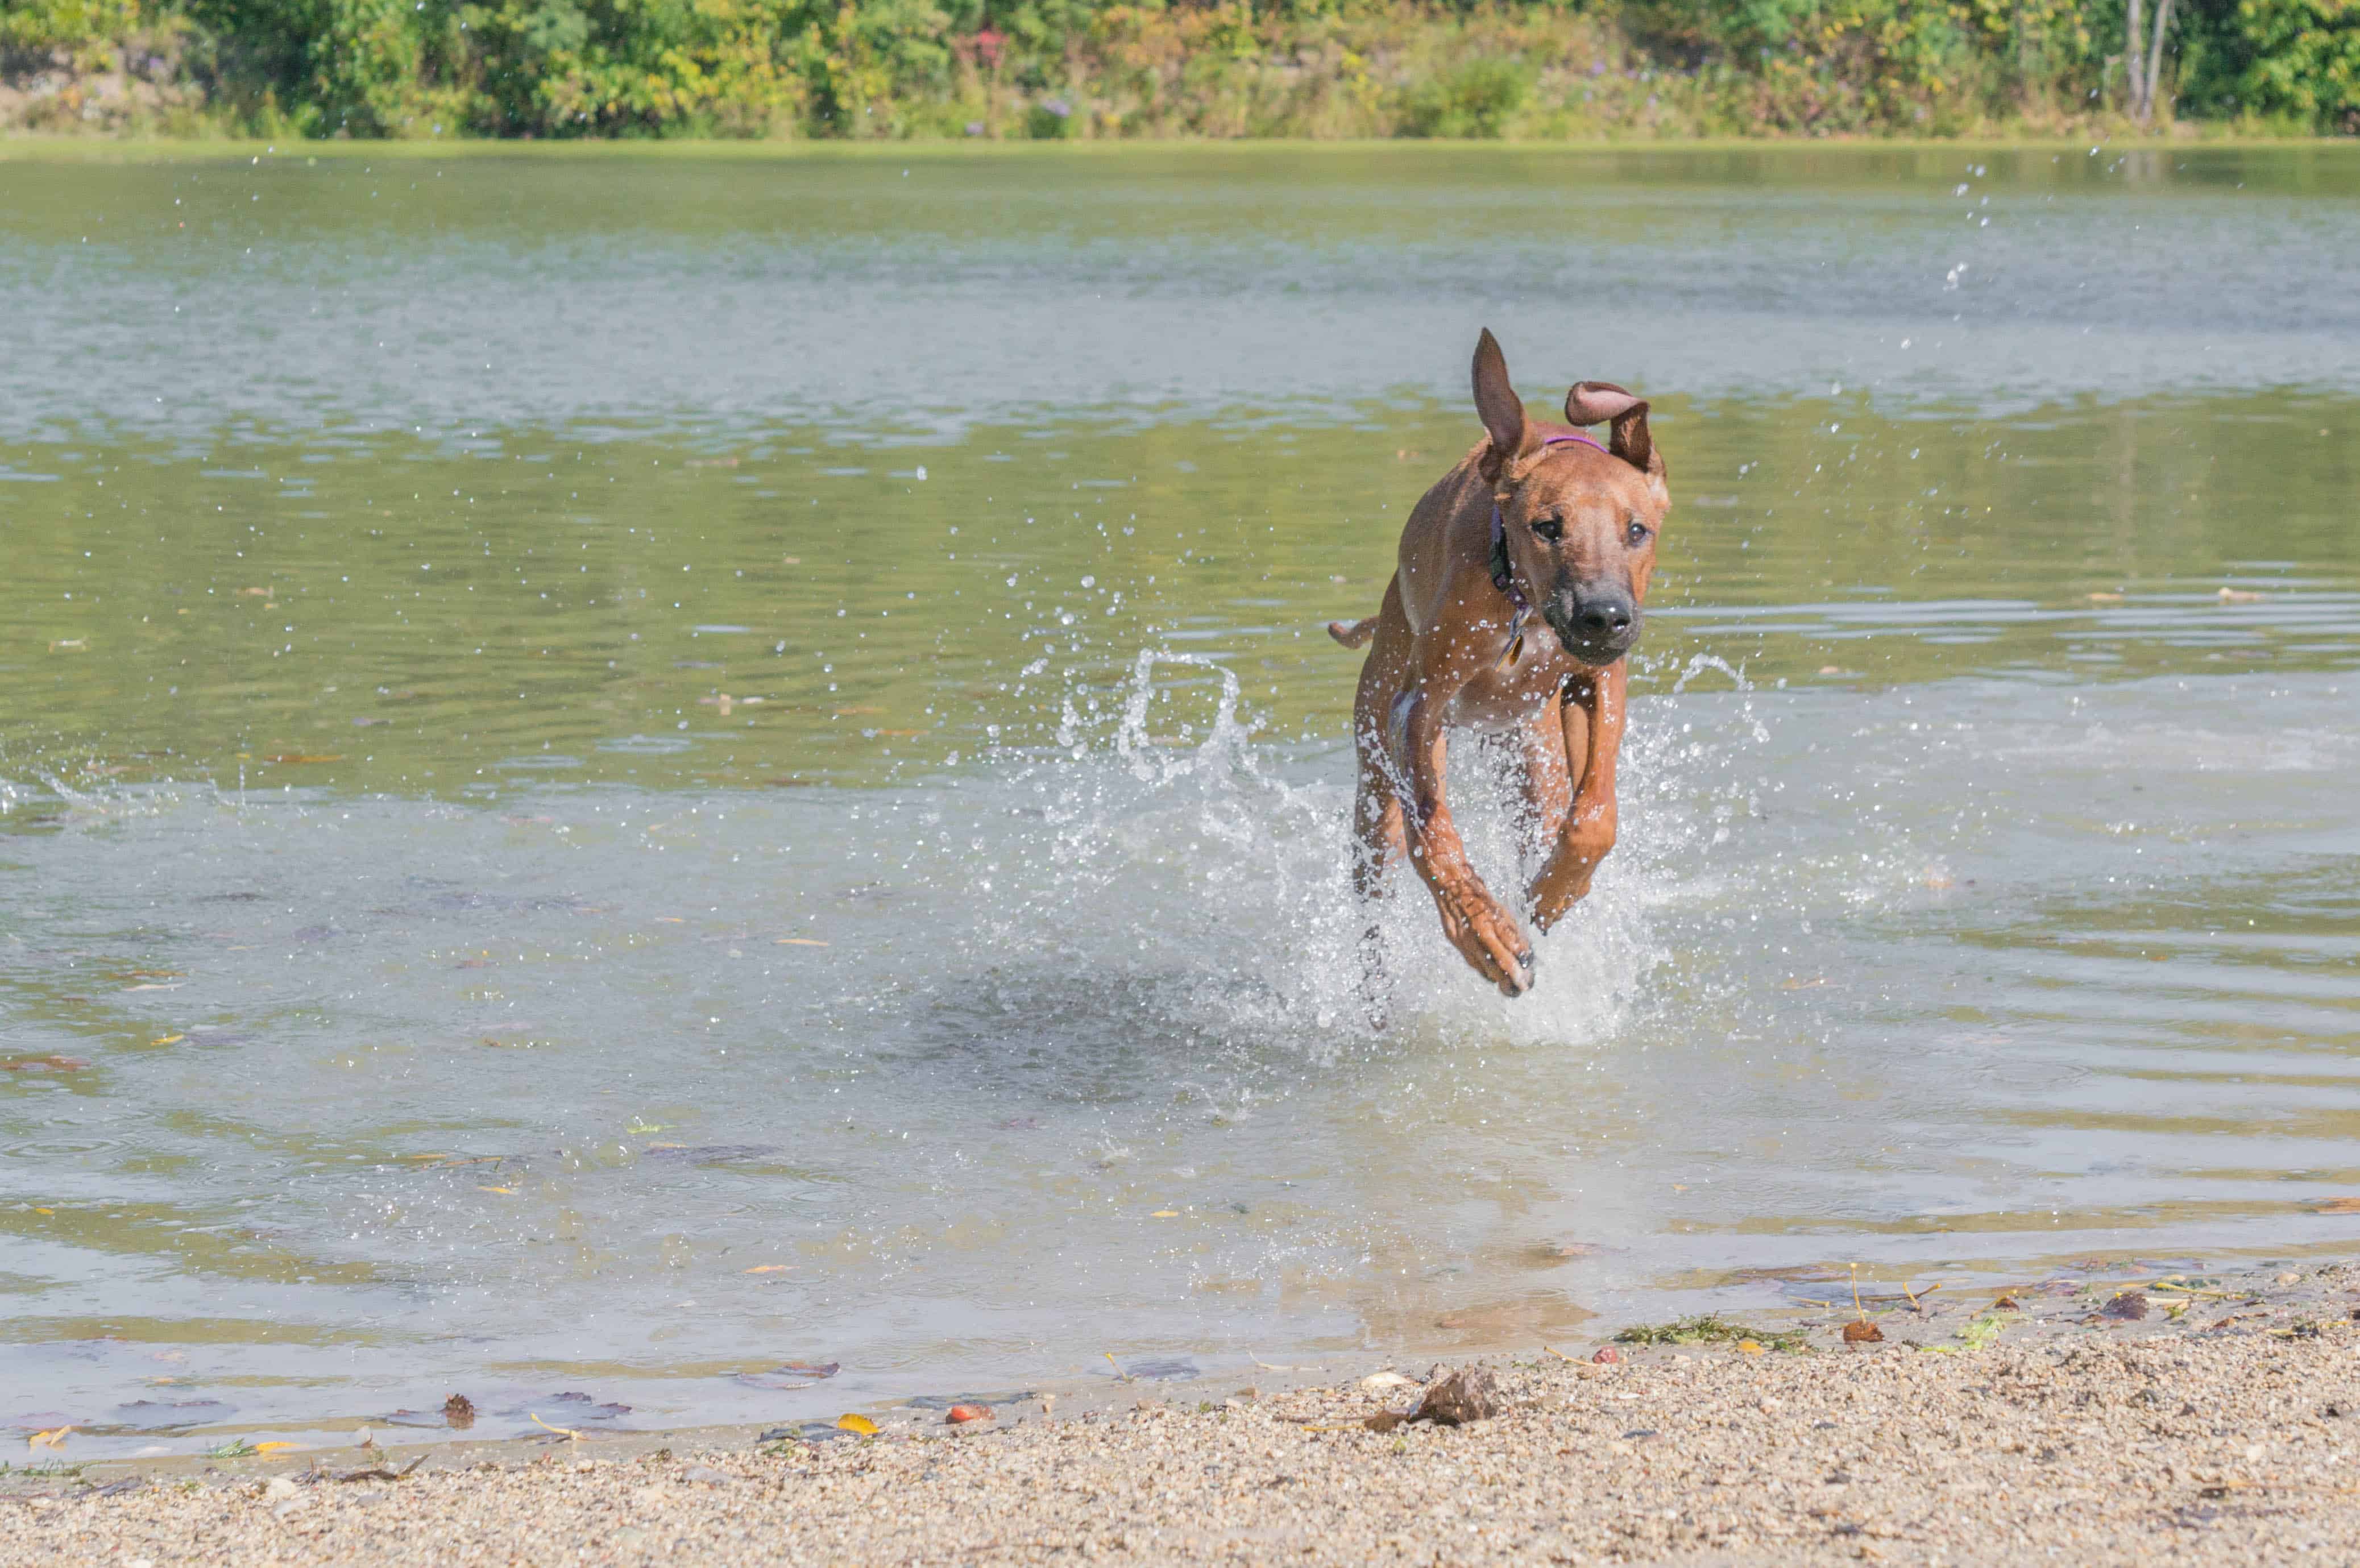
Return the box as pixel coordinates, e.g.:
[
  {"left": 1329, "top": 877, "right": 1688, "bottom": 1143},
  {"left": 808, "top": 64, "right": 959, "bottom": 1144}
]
[{"left": 2, "top": 144, "right": 2357, "bottom": 1456}]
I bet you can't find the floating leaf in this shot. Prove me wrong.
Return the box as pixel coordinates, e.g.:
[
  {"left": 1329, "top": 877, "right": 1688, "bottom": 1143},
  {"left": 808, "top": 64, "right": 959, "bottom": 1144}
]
[
  {"left": 478, "top": 1185, "right": 517, "bottom": 1195},
  {"left": 151, "top": 1034, "right": 185, "bottom": 1046},
  {"left": 743, "top": 1265, "right": 793, "bottom": 1275},
  {"left": 835, "top": 1413, "right": 877, "bottom": 1436},
  {"left": 1150, "top": 1209, "right": 1179, "bottom": 1218},
  {"left": 27, "top": 1426, "right": 71, "bottom": 1450}
]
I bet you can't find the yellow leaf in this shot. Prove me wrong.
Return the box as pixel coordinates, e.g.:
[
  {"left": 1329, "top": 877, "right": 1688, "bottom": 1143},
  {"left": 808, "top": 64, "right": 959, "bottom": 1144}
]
[
  {"left": 529, "top": 1414, "right": 582, "bottom": 1441},
  {"left": 775, "top": 938, "right": 829, "bottom": 947},
  {"left": 835, "top": 1413, "right": 877, "bottom": 1436},
  {"left": 1737, "top": 1340, "right": 1765, "bottom": 1356},
  {"left": 744, "top": 1265, "right": 791, "bottom": 1274},
  {"left": 28, "top": 1426, "right": 71, "bottom": 1449},
  {"left": 152, "top": 1034, "right": 185, "bottom": 1046},
  {"left": 252, "top": 1441, "right": 297, "bottom": 1454},
  {"left": 1150, "top": 1210, "right": 1179, "bottom": 1218},
  {"left": 479, "top": 1185, "right": 517, "bottom": 1194},
  {"left": 34, "top": 1208, "right": 52, "bottom": 1215}
]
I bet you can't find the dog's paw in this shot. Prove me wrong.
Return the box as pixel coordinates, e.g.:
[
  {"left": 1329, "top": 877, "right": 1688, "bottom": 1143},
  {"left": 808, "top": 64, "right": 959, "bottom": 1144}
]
[{"left": 1437, "top": 891, "right": 1533, "bottom": 997}]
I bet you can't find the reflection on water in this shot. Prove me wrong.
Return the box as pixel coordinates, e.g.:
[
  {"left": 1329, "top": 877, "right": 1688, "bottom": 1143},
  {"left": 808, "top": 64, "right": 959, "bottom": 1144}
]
[{"left": 2, "top": 146, "right": 2358, "bottom": 1454}]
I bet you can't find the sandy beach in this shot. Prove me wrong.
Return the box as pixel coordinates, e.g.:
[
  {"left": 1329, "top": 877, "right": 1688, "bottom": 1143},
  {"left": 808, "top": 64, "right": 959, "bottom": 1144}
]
[{"left": 9, "top": 1259, "right": 2360, "bottom": 1566}]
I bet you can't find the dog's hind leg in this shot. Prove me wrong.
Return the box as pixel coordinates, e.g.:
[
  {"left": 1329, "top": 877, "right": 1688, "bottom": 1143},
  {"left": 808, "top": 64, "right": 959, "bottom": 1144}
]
[{"left": 1350, "top": 698, "right": 1410, "bottom": 1026}]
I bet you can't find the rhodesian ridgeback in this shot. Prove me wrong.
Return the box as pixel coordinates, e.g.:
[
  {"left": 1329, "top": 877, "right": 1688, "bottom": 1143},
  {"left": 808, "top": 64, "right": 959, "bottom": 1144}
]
[{"left": 1329, "top": 329, "right": 1666, "bottom": 1000}]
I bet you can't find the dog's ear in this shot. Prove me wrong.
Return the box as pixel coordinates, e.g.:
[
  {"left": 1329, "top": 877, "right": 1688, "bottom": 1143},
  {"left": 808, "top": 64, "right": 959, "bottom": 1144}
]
[
  {"left": 1471, "top": 329, "right": 1531, "bottom": 474},
  {"left": 1566, "top": 380, "right": 1662, "bottom": 479}
]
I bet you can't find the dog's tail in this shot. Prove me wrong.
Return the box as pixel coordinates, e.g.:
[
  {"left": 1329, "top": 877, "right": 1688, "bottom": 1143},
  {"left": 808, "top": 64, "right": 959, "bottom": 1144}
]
[{"left": 1326, "top": 616, "right": 1378, "bottom": 649}]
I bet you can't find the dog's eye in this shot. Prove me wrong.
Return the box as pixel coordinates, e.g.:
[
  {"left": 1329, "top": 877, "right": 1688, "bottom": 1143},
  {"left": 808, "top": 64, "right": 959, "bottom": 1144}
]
[
  {"left": 1531, "top": 516, "right": 1563, "bottom": 542},
  {"left": 1624, "top": 518, "right": 1651, "bottom": 547}
]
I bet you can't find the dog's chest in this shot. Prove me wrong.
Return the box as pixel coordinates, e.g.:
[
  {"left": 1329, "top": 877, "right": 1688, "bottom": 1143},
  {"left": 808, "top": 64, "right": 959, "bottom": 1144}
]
[{"left": 1447, "top": 655, "right": 1574, "bottom": 731}]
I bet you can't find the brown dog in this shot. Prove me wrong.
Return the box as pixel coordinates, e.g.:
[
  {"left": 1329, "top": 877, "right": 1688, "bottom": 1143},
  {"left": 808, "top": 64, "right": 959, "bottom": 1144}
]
[{"left": 1329, "top": 329, "right": 1667, "bottom": 1000}]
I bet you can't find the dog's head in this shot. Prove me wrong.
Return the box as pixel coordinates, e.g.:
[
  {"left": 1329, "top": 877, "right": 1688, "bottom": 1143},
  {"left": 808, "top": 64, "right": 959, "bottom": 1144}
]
[{"left": 1471, "top": 328, "right": 1669, "bottom": 668}]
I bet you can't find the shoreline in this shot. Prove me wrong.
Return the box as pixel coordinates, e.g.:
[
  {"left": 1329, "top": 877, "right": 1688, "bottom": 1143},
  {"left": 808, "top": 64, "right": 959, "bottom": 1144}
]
[
  {"left": 11, "top": 1258, "right": 2360, "bottom": 1563},
  {"left": 5, "top": 132, "right": 2359, "bottom": 162}
]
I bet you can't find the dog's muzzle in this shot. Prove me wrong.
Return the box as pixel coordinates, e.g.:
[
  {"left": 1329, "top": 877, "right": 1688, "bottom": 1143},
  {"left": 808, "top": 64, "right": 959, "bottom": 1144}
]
[{"left": 1546, "top": 584, "right": 1641, "bottom": 666}]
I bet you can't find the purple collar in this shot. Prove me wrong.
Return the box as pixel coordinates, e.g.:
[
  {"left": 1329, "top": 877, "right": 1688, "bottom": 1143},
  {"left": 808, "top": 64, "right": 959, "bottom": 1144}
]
[{"left": 1488, "top": 433, "right": 1606, "bottom": 661}]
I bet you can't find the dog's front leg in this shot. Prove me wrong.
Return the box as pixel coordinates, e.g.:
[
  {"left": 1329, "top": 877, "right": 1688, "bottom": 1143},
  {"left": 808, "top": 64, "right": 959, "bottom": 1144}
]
[
  {"left": 1527, "top": 662, "right": 1625, "bottom": 931},
  {"left": 1395, "top": 686, "right": 1535, "bottom": 997}
]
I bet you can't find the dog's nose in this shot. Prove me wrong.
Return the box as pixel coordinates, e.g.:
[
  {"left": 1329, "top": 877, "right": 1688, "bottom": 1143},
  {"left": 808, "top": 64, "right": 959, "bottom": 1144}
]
[{"left": 1575, "top": 593, "right": 1635, "bottom": 641}]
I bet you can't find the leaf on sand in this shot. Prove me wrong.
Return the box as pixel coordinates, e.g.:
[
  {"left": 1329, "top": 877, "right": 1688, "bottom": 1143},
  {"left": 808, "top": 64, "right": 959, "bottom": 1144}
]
[
  {"left": 252, "top": 1441, "right": 297, "bottom": 1454},
  {"left": 1841, "top": 1320, "right": 1885, "bottom": 1345},
  {"left": 2100, "top": 1291, "right": 2150, "bottom": 1321},
  {"left": 835, "top": 1413, "right": 877, "bottom": 1436},
  {"left": 1737, "top": 1340, "right": 1766, "bottom": 1356},
  {"left": 945, "top": 1405, "right": 993, "bottom": 1425}
]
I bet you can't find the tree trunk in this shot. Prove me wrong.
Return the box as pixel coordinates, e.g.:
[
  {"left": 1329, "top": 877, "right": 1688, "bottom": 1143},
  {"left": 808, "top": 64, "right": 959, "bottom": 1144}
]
[
  {"left": 2142, "top": 0, "right": 2177, "bottom": 126},
  {"left": 2125, "top": 0, "right": 2147, "bottom": 120}
]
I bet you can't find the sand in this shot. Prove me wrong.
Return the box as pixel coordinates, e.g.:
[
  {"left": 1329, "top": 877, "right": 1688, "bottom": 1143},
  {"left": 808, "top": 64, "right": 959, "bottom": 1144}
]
[{"left": 9, "top": 1259, "right": 2360, "bottom": 1566}]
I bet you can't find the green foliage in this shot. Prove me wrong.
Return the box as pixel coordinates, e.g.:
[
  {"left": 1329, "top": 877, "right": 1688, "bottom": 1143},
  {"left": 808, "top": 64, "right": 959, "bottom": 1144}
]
[
  {"left": 2190, "top": 0, "right": 2360, "bottom": 130},
  {"left": 6, "top": 0, "right": 2356, "bottom": 137},
  {"left": 1397, "top": 55, "right": 1531, "bottom": 136}
]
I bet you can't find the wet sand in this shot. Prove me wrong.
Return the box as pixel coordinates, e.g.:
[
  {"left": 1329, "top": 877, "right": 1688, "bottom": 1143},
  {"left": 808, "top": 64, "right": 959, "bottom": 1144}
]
[{"left": 9, "top": 1260, "right": 2360, "bottom": 1566}]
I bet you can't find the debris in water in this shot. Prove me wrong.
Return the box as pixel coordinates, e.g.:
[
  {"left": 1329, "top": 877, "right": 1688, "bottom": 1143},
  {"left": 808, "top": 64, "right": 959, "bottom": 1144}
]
[{"left": 443, "top": 1394, "right": 476, "bottom": 1430}]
